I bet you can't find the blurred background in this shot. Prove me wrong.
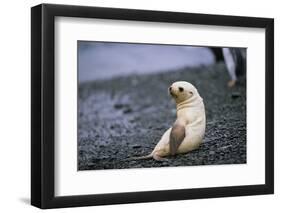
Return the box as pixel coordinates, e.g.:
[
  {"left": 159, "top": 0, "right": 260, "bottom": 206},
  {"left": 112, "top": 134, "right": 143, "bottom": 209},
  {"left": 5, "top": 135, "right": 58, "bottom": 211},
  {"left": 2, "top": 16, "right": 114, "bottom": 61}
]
[{"left": 78, "top": 41, "right": 216, "bottom": 82}]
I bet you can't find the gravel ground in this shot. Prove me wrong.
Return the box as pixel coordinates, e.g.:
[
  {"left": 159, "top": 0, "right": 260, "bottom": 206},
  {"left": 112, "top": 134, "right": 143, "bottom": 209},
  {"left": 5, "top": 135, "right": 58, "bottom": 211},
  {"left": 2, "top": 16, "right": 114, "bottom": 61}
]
[{"left": 78, "top": 62, "right": 246, "bottom": 170}]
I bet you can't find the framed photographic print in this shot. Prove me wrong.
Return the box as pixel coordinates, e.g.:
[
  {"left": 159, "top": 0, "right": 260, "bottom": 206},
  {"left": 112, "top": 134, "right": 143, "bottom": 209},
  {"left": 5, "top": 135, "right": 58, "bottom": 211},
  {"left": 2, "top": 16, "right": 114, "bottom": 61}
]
[{"left": 31, "top": 3, "right": 274, "bottom": 209}]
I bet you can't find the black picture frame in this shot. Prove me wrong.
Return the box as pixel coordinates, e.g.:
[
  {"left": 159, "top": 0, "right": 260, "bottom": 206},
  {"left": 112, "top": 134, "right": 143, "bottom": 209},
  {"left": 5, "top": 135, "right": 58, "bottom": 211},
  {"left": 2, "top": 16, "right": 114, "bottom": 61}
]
[{"left": 31, "top": 3, "right": 274, "bottom": 209}]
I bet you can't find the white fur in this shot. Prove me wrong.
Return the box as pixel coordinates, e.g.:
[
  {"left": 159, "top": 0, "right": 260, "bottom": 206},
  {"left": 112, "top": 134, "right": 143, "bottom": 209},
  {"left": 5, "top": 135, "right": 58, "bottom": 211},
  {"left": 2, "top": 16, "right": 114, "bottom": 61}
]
[{"left": 152, "top": 81, "right": 206, "bottom": 157}]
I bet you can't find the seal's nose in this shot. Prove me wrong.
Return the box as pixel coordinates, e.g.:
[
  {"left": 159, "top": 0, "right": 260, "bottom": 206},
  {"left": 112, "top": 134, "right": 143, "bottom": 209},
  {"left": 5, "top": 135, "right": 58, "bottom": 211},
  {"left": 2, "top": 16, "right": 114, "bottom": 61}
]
[{"left": 169, "top": 86, "right": 172, "bottom": 91}]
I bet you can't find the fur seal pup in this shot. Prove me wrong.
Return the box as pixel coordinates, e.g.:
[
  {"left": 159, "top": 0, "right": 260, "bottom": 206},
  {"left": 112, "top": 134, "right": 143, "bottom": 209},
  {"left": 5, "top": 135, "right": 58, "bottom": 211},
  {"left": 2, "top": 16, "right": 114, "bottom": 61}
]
[{"left": 132, "top": 81, "right": 206, "bottom": 161}]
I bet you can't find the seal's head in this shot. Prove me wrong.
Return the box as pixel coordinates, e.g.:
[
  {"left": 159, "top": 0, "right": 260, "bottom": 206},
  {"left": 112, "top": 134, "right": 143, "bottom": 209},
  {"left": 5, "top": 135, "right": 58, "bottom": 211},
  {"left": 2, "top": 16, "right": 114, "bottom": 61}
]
[{"left": 169, "top": 81, "right": 198, "bottom": 104}]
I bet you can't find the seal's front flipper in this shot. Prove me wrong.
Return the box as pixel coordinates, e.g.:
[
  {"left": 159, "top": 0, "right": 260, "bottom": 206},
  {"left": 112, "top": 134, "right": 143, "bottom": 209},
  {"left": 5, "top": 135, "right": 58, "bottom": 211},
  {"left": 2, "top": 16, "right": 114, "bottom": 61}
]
[{"left": 169, "top": 123, "right": 185, "bottom": 155}]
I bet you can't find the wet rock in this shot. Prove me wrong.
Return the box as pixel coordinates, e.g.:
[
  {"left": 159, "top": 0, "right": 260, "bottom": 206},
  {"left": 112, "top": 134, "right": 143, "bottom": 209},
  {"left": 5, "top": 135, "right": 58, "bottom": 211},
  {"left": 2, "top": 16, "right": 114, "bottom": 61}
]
[
  {"left": 231, "top": 92, "right": 241, "bottom": 99},
  {"left": 204, "top": 137, "right": 220, "bottom": 143},
  {"left": 209, "top": 151, "right": 215, "bottom": 155},
  {"left": 131, "top": 144, "right": 142, "bottom": 149},
  {"left": 123, "top": 108, "right": 133, "bottom": 114},
  {"left": 100, "top": 155, "right": 110, "bottom": 159},
  {"left": 114, "top": 103, "right": 130, "bottom": 109},
  {"left": 161, "top": 161, "right": 169, "bottom": 166}
]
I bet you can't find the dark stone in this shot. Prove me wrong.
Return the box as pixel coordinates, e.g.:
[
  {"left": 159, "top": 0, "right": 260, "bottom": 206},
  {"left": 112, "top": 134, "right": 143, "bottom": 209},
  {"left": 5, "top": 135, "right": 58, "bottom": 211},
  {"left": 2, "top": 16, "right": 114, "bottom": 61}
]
[
  {"left": 131, "top": 144, "right": 142, "bottom": 149},
  {"left": 114, "top": 103, "right": 130, "bottom": 109},
  {"left": 231, "top": 92, "right": 241, "bottom": 99},
  {"left": 123, "top": 108, "right": 133, "bottom": 114}
]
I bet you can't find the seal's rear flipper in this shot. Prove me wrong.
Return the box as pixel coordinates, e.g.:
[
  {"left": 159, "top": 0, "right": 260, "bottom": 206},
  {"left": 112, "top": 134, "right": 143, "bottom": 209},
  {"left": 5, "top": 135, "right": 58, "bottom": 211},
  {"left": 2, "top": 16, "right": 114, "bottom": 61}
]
[
  {"left": 128, "top": 153, "right": 169, "bottom": 162},
  {"left": 128, "top": 153, "right": 153, "bottom": 160},
  {"left": 152, "top": 154, "right": 169, "bottom": 161}
]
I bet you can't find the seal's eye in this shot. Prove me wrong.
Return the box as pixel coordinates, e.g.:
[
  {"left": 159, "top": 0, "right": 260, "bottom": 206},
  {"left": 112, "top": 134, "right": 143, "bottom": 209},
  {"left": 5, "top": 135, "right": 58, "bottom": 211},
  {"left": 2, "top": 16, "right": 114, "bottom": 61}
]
[{"left": 179, "top": 87, "right": 184, "bottom": 92}]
